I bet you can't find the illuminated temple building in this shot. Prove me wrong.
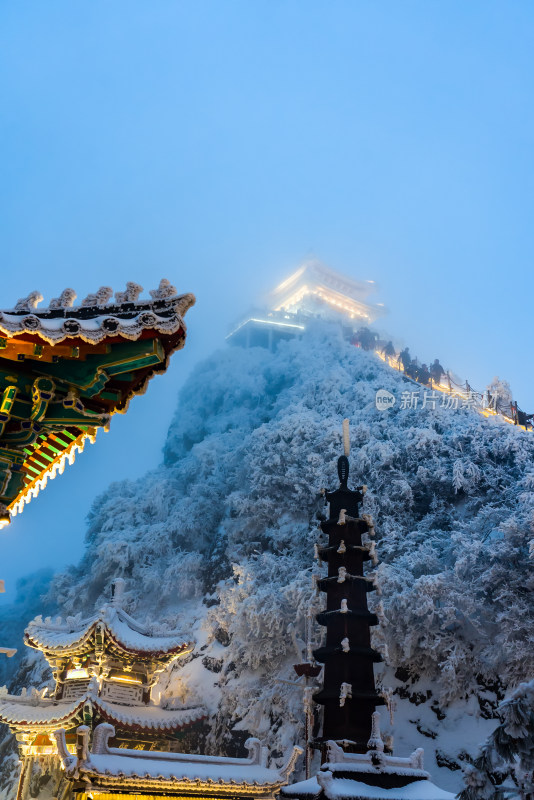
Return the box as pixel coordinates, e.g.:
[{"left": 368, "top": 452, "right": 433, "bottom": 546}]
[
  {"left": 227, "top": 261, "right": 385, "bottom": 349},
  {"left": 0, "top": 580, "right": 300, "bottom": 800},
  {"left": 0, "top": 580, "right": 205, "bottom": 795},
  {"left": 0, "top": 279, "right": 194, "bottom": 529}
]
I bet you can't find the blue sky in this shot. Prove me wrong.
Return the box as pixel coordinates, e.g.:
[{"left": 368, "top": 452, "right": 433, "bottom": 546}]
[{"left": 1, "top": 1, "right": 534, "bottom": 592}]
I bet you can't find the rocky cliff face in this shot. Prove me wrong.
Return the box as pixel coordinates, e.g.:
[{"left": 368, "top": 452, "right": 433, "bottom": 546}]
[{"left": 2, "top": 322, "right": 533, "bottom": 795}]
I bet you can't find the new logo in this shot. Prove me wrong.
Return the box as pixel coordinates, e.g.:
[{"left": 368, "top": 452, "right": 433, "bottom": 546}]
[{"left": 375, "top": 389, "right": 396, "bottom": 410}]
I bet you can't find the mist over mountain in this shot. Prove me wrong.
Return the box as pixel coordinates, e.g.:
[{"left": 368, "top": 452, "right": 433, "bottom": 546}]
[{"left": 1, "top": 321, "right": 533, "bottom": 795}]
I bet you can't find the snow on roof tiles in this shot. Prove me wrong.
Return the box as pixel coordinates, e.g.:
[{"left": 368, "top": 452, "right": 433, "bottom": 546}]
[
  {"left": 0, "top": 695, "right": 84, "bottom": 727},
  {"left": 25, "top": 606, "right": 191, "bottom": 657},
  {"left": 25, "top": 615, "right": 98, "bottom": 651},
  {"left": 0, "top": 282, "right": 195, "bottom": 346},
  {"left": 104, "top": 612, "right": 191, "bottom": 654},
  {"left": 281, "top": 744, "right": 454, "bottom": 800},
  {"left": 318, "top": 777, "right": 454, "bottom": 800},
  {"left": 281, "top": 777, "right": 322, "bottom": 798},
  {"left": 81, "top": 751, "right": 285, "bottom": 785},
  {"left": 282, "top": 776, "right": 455, "bottom": 800},
  {"left": 95, "top": 698, "right": 206, "bottom": 732},
  {"left": 56, "top": 723, "right": 302, "bottom": 797},
  {"left": 0, "top": 690, "right": 205, "bottom": 732}
]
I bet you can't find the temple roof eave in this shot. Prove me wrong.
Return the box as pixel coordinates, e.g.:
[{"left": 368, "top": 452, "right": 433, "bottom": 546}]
[
  {"left": 25, "top": 606, "right": 193, "bottom": 660},
  {"left": 0, "top": 281, "right": 195, "bottom": 526},
  {"left": 0, "top": 293, "right": 195, "bottom": 347},
  {"left": 0, "top": 692, "right": 206, "bottom": 733},
  {"left": 0, "top": 695, "right": 85, "bottom": 729}
]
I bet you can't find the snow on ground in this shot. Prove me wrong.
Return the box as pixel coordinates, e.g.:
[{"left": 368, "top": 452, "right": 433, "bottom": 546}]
[{"left": 1, "top": 321, "right": 534, "bottom": 796}]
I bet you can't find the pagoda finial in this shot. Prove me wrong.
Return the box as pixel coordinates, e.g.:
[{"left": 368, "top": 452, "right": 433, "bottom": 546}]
[
  {"left": 337, "top": 456, "right": 349, "bottom": 489},
  {"left": 337, "top": 419, "right": 351, "bottom": 489},
  {"left": 342, "top": 418, "right": 350, "bottom": 456},
  {"left": 326, "top": 420, "right": 363, "bottom": 520}
]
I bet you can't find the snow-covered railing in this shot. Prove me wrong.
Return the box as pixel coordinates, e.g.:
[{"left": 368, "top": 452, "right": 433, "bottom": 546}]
[
  {"left": 54, "top": 722, "right": 303, "bottom": 795},
  {"left": 372, "top": 347, "right": 533, "bottom": 433}
]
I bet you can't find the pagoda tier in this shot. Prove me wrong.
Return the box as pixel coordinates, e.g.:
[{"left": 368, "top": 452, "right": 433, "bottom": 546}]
[
  {"left": 312, "top": 456, "right": 384, "bottom": 752},
  {"left": 55, "top": 723, "right": 301, "bottom": 800},
  {"left": 0, "top": 279, "right": 194, "bottom": 527}
]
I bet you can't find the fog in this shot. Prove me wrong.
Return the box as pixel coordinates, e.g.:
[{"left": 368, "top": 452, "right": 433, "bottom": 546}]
[{"left": 1, "top": 1, "right": 533, "bottom": 592}]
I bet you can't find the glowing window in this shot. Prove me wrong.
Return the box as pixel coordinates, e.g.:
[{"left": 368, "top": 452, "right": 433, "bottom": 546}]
[{"left": 66, "top": 667, "right": 90, "bottom": 680}]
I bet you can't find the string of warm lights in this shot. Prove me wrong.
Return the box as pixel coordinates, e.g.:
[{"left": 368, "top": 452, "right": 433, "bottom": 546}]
[
  {"left": 273, "top": 285, "right": 373, "bottom": 322},
  {"left": 226, "top": 316, "right": 306, "bottom": 339},
  {"left": 4, "top": 428, "right": 101, "bottom": 524},
  {"left": 375, "top": 350, "right": 527, "bottom": 432}
]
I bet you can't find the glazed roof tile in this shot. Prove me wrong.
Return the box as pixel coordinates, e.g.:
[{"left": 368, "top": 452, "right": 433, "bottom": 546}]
[{"left": 0, "top": 282, "right": 195, "bottom": 346}]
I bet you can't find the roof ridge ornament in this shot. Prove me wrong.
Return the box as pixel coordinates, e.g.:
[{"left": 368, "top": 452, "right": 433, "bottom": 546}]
[
  {"left": 14, "top": 291, "right": 43, "bottom": 312},
  {"left": 81, "top": 286, "right": 113, "bottom": 307},
  {"left": 49, "top": 289, "right": 77, "bottom": 309},
  {"left": 150, "top": 278, "right": 177, "bottom": 300},
  {"left": 115, "top": 282, "right": 143, "bottom": 304}
]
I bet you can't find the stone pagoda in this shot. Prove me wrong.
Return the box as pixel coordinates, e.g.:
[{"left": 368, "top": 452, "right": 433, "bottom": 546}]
[
  {"left": 312, "top": 454, "right": 384, "bottom": 752},
  {"left": 0, "top": 579, "right": 206, "bottom": 799},
  {"left": 281, "top": 439, "right": 453, "bottom": 800}
]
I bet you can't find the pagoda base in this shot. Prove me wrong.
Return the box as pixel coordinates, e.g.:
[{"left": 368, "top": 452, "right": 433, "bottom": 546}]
[{"left": 281, "top": 741, "right": 454, "bottom": 800}]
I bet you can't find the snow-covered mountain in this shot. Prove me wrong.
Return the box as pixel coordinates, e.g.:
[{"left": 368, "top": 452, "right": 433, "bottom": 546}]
[{"left": 2, "top": 321, "right": 533, "bottom": 796}]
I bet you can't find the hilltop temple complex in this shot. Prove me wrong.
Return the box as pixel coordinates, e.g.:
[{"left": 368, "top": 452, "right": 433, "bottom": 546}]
[
  {"left": 0, "top": 580, "right": 206, "bottom": 796},
  {"left": 227, "top": 261, "right": 385, "bottom": 349}
]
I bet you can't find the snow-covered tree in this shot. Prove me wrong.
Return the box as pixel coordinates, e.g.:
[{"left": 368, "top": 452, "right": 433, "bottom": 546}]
[
  {"left": 2, "top": 321, "right": 534, "bottom": 795},
  {"left": 486, "top": 377, "right": 514, "bottom": 413},
  {"left": 459, "top": 680, "right": 534, "bottom": 800}
]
